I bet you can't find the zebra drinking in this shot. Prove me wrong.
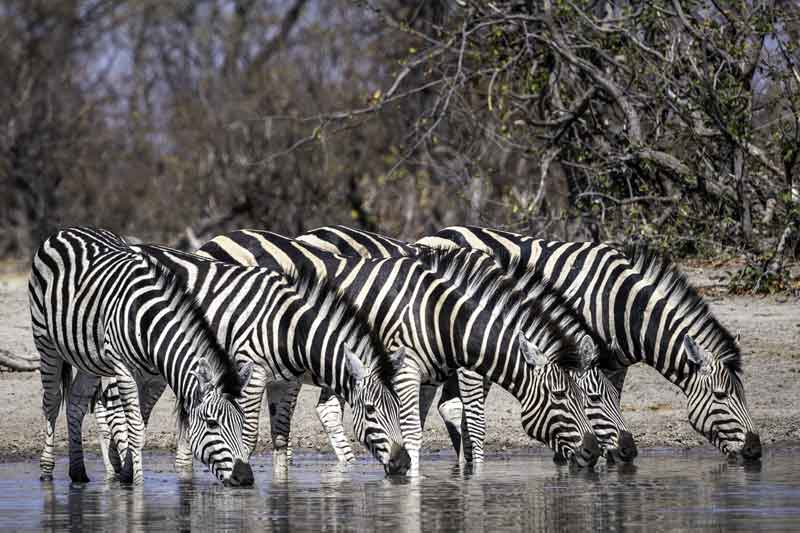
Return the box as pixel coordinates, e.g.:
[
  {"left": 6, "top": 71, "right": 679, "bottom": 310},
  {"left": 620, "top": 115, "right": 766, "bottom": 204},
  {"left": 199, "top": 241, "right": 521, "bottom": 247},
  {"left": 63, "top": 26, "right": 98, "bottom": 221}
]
[
  {"left": 199, "top": 230, "right": 602, "bottom": 473},
  {"left": 94, "top": 242, "right": 411, "bottom": 476},
  {"left": 298, "top": 225, "right": 636, "bottom": 463},
  {"left": 424, "top": 226, "right": 762, "bottom": 461},
  {"left": 29, "top": 227, "right": 255, "bottom": 485}
]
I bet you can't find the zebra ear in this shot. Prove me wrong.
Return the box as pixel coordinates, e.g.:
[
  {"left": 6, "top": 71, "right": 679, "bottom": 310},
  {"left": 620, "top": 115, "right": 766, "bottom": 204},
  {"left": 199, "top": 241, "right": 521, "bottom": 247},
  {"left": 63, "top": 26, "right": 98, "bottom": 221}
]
[
  {"left": 191, "top": 358, "right": 214, "bottom": 405},
  {"left": 683, "top": 335, "right": 710, "bottom": 370},
  {"left": 579, "top": 336, "right": 598, "bottom": 371},
  {"left": 344, "top": 345, "right": 367, "bottom": 383},
  {"left": 193, "top": 359, "right": 213, "bottom": 389},
  {"left": 519, "top": 332, "right": 548, "bottom": 368},
  {"left": 734, "top": 331, "right": 741, "bottom": 346},
  {"left": 237, "top": 360, "right": 254, "bottom": 390},
  {"left": 388, "top": 346, "right": 406, "bottom": 375}
]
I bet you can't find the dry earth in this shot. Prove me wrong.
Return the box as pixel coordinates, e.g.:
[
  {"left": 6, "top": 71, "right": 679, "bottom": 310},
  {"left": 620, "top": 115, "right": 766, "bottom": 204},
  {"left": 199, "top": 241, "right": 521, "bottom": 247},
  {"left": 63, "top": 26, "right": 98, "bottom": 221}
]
[{"left": 1, "top": 266, "right": 798, "bottom": 463}]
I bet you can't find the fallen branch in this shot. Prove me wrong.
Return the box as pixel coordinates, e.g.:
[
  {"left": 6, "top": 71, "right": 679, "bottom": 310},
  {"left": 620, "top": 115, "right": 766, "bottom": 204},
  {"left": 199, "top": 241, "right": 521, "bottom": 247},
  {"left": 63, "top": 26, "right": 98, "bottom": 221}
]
[
  {"left": 577, "top": 192, "right": 681, "bottom": 206},
  {"left": 0, "top": 349, "right": 39, "bottom": 372}
]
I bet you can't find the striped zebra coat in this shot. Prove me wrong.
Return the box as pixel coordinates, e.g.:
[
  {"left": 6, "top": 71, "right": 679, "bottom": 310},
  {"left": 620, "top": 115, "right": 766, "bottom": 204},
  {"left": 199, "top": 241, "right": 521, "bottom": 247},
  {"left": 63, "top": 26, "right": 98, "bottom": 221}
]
[
  {"left": 95, "top": 242, "right": 412, "bottom": 476},
  {"left": 423, "top": 226, "right": 761, "bottom": 460},
  {"left": 199, "top": 230, "right": 602, "bottom": 472},
  {"left": 299, "top": 225, "right": 635, "bottom": 463},
  {"left": 29, "top": 227, "right": 255, "bottom": 485}
]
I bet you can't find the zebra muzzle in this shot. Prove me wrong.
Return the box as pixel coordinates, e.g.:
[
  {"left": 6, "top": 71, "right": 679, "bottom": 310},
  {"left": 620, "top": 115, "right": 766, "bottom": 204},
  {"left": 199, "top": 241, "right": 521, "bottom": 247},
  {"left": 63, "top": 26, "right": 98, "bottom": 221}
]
[
  {"left": 739, "top": 431, "right": 762, "bottom": 461},
  {"left": 384, "top": 444, "right": 411, "bottom": 476},
  {"left": 573, "top": 432, "right": 601, "bottom": 467},
  {"left": 226, "top": 459, "right": 255, "bottom": 487},
  {"left": 616, "top": 430, "right": 638, "bottom": 462}
]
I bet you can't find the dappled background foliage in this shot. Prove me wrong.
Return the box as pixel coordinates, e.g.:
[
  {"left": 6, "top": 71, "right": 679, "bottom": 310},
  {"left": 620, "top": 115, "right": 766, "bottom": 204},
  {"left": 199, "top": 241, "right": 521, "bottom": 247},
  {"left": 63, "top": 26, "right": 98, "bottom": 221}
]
[{"left": 1, "top": 1, "right": 799, "bottom": 283}]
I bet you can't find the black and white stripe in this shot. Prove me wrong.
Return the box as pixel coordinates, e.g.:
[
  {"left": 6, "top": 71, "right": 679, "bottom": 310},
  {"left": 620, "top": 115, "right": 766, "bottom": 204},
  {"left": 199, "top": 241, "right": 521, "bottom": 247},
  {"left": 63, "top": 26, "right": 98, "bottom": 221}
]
[
  {"left": 424, "top": 226, "right": 761, "bottom": 460},
  {"left": 95, "top": 242, "right": 412, "bottom": 475},
  {"left": 300, "top": 225, "right": 635, "bottom": 463},
  {"left": 29, "top": 227, "right": 255, "bottom": 485},
  {"left": 199, "top": 230, "right": 602, "bottom": 472}
]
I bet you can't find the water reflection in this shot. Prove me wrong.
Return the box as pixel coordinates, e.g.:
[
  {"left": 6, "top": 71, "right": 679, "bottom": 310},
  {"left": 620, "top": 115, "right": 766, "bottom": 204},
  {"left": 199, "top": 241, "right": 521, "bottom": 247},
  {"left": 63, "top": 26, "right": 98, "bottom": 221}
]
[{"left": 1, "top": 451, "right": 796, "bottom": 531}]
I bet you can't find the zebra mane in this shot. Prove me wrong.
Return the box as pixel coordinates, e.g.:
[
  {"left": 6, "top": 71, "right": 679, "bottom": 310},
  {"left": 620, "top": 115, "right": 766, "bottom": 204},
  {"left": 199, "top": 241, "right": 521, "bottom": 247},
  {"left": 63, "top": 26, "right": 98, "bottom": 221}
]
[
  {"left": 518, "top": 299, "right": 583, "bottom": 372},
  {"left": 626, "top": 243, "right": 742, "bottom": 373},
  {"left": 136, "top": 251, "right": 245, "bottom": 419},
  {"left": 281, "top": 263, "right": 397, "bottom": 387},
  {"left": 414, "top": 246, "right": 583, "bottom": 372},
  {"left": 517, "top": 281, "right": 607, "bottom": 372}
]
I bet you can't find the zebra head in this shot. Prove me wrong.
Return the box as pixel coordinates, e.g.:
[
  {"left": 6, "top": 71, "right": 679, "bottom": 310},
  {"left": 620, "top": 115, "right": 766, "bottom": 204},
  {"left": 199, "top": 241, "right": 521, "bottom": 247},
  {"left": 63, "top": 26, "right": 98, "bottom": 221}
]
[
  {"left": 518, "top": 332, "right": 601, "bottom": 468},
  {"left": 574, "top": 336, "right": 637, "bottom": 463},
  {"left": 682, "top": 335, "right": 761, "bottom": 461},
  {"left": 186, "top": 358, "right": 255, "bottom": 486},
  {"left": 344, "top": 346, "right": 410, "bottom": 475}
]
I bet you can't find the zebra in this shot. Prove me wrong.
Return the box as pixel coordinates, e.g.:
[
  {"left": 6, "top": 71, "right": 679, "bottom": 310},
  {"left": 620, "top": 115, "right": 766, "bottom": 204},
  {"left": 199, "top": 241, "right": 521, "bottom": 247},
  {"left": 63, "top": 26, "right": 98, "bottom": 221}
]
[
  {"left": 421, "top": 225, "right": 762, "bottom": 461},
  {"left": 29, "top": 227, "right": 255, "bottom": 485},
  {"left": 199, "top": 230, "right": 603, "bottom": 473},
  {"left": 298, "top": 225, "right": 635, "bottom": 463},
  {"left": 93, "top": 242, "right": 412, "bottom": 476}
]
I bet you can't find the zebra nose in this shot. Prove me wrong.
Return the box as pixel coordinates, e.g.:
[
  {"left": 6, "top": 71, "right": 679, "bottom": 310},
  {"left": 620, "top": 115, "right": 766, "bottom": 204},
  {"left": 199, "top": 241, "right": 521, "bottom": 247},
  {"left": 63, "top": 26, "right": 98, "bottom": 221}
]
[
  {"left": 384, "top": 444, "right": 411, "bottom": 475},
  {"left": 579, "top": 432, "right": 601, "bottom": 467},
  {"left": 228, "top": 459, "right": 254, "bottom": 486},
  {"left": 618, "top": 431, "right": 638, "bottom": 462},
  {"left": 741, "top": 432, "right": 762, "bottom": 461}
]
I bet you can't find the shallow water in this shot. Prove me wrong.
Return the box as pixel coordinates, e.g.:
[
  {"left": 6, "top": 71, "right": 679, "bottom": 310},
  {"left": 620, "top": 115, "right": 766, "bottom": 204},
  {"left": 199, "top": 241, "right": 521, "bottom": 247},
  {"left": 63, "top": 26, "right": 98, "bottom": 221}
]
[{"left": 1, "top": 448, "right": 798, "bottom": 532}]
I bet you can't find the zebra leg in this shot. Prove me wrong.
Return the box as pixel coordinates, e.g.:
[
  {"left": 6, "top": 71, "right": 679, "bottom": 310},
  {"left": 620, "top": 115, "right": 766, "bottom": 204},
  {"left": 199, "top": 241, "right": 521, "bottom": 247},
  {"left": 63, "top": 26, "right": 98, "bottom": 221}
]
[
  {"left": 174, "top": 431, "right": 193, "bottom": 477},
  {"left": 395, "top": 366, "right": 424, "bottom": 476},
  {"left": 98, "top": 375, "right": 166, "bottom": 480},
  {"left": 95, "top": 377, "right": 128, "bottom": 480},
  {"left": 138, "top": 375, "right": 167, "bottom": 426},
  {"left": 437, "top": 374, "right": 464, "bottom": 459},
  {"left": 458, "top": 371, "right": 490, "bottom": 466},
  {"left": 129, "top": 375, "right": 168, "bottom": 476},
  {"left": 114, "top": 369, "right": 147, "bottom": 485},
  {"left": 94, "top": 392, "right": 122, "bottom": 481},
  {"left": 66, "top": 371, "right": 100, "bottom": 483},
  {"left": 38, "top": 351, "right": 67, "bottom": 482},
  {"left": 418, "top": 384, "right": 438, "bottom": 430},
  {"left": 266, "top": 378, "right": 302, "bottom": 471},
  {"left": 315, "top": 388, "right": 355, "bottom": 464},
  {"left": 173, "top": 375, "right": 198, "bottom": 477},
  {"left": 240, "top": 362, "right": 268, "bottom": 458}
]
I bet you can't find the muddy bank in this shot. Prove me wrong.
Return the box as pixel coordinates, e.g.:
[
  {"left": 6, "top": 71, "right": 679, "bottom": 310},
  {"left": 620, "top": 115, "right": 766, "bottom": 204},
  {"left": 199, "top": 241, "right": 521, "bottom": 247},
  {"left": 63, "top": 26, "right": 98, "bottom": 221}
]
[{"left": 1, "top": 271, "right": 799, "bottom": 462}]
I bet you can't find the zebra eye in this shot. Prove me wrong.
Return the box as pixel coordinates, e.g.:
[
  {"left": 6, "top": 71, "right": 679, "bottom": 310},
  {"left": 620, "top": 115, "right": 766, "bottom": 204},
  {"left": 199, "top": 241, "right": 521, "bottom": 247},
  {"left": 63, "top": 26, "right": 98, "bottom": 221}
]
[
  {"left": 364, "top": 404, "right": 377, "bottom": 416},
  {"left": 588, "top": 394, "right": 602, "bottom": 403},
  {"left": 206, "top": 419, "right": 219, "bottom": 429},
  {"left": 713, "top": 391, "right": 728, "bottom": 401}
]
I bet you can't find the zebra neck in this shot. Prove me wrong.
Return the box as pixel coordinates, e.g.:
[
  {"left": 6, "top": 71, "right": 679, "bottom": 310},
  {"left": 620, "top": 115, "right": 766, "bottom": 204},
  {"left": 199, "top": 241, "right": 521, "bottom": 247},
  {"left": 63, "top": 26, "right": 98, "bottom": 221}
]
[
  {"left": 143, "top": 318, "right": 216, "bottom": 402},
  {"left": 288, "top": 296, "right": 367, "bottom": 399},
  {"left": 452, "top": 298, "right": 530, "bottom": 393}
]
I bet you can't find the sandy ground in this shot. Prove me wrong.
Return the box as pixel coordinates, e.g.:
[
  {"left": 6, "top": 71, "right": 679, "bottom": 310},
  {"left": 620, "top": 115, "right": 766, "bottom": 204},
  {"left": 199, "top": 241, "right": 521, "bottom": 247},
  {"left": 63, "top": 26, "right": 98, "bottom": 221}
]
[{"left": 1, "top": 267, "right": 799, "bottom": 463}]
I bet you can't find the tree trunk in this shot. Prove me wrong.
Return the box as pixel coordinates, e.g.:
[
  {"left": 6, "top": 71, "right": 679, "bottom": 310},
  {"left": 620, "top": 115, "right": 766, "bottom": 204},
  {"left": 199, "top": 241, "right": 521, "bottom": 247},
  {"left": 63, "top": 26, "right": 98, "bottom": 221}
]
[{"left": 735, "top": 147, "right": 753, "bottom": 245}]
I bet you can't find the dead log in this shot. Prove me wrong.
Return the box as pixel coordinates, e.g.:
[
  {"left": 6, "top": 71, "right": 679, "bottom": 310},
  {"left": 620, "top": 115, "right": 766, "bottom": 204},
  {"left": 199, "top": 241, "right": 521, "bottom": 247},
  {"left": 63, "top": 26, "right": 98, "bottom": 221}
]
[{"left": 0, "top": 349, "right": 39, "bottom": 372}]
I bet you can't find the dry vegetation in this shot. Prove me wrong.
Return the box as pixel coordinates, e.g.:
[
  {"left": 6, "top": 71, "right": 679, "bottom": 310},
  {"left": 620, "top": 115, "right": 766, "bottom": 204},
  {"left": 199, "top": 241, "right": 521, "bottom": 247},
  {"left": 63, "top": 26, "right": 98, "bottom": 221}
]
[{"left": 1, "top": 1, "right": 798, "bottom": 266}]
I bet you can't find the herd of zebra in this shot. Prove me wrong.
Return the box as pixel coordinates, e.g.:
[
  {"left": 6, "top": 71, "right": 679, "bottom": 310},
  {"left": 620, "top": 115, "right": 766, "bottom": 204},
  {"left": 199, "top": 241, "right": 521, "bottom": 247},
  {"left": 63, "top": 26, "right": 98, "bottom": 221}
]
[{"left": 28, "top": 224, "right": 762, "bottom": 487}]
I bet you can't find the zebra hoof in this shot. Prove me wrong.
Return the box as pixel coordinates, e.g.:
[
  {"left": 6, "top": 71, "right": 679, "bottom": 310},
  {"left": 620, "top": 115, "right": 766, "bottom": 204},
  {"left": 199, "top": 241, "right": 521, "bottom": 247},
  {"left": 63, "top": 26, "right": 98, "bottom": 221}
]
[
  {"left": 69, "top": 466, "right": 90, "bottom": 483},
  {"left": 39, "top": 473, "right": 54, "bottom": 482}
]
